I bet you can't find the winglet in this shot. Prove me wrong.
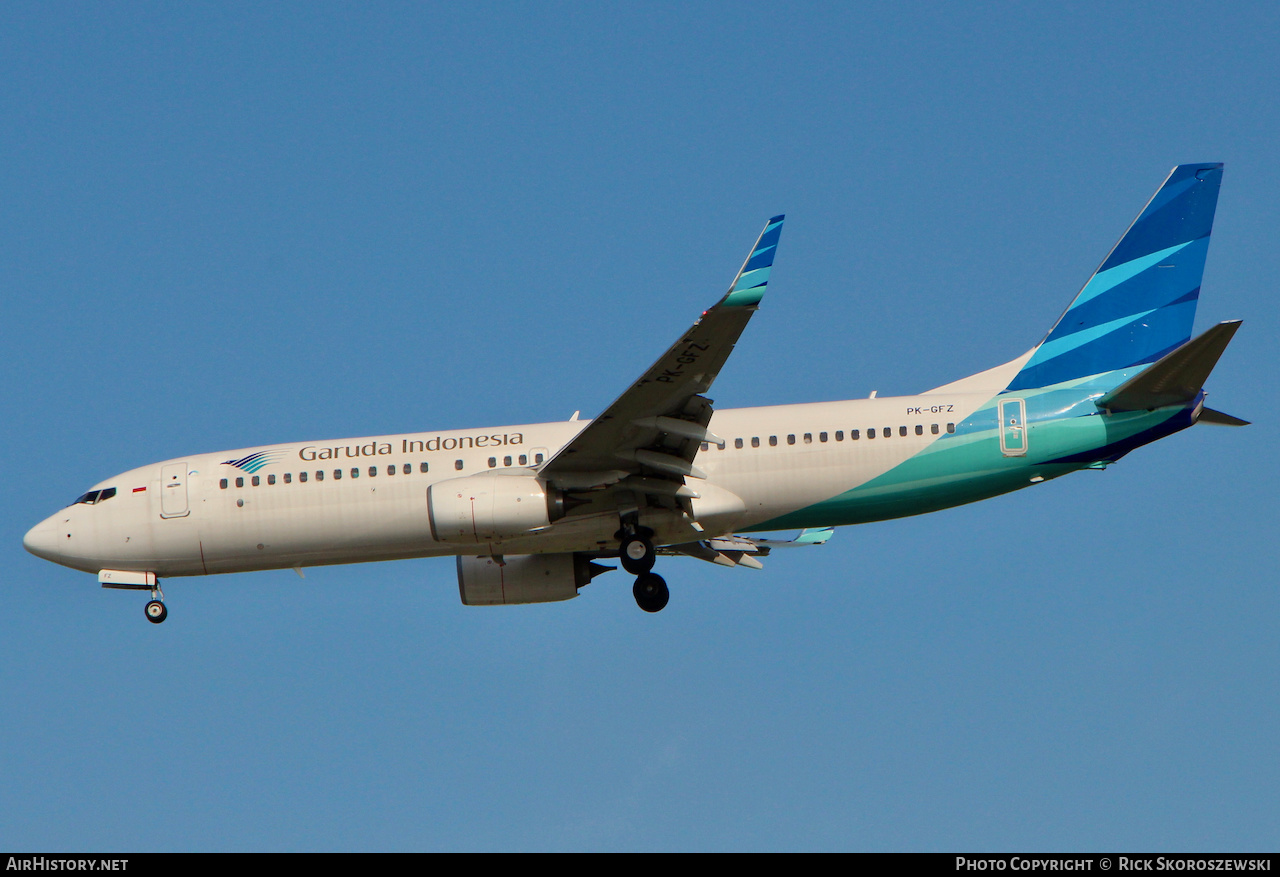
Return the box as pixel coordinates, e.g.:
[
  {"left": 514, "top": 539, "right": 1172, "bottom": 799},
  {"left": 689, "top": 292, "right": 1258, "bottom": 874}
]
[{"left": 721, "top": 215, "right": 785, "bottom": 308}]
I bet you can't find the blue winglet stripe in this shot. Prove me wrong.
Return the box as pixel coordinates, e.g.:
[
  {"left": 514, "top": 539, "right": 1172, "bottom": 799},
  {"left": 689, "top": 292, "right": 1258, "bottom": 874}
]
[{"left": 722, "top": 215, "right": 785, "bottom": 307}]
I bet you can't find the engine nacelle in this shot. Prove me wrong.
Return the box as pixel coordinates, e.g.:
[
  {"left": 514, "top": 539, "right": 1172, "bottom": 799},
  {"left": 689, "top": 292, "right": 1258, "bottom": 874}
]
[
  {"left": 457, "top": 553, "right": 614, "bottom": 605},
  {"left": 428, "top": 474, "right": 562, "bottom": 543}
]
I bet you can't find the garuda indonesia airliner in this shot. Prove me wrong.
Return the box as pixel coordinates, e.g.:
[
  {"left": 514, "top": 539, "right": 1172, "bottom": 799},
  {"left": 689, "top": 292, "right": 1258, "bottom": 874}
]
[{"left": 24, "top": 164, "right": 1245, "bottom": 623}]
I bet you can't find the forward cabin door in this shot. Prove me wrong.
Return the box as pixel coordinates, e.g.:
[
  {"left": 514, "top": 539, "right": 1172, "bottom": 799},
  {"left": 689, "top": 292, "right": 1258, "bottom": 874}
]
[
  {"left": 998, "top": 399, "right": 1028, "bottom": 457},
  {"left": 160, "top": 462, "right": 190, "bottom": 518}
]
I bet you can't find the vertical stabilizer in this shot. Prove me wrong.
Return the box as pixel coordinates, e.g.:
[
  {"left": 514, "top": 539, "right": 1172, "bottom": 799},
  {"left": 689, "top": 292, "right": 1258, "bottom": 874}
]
[{"left": 1008, "top": 163, "right": 1223, "bottom": 391}]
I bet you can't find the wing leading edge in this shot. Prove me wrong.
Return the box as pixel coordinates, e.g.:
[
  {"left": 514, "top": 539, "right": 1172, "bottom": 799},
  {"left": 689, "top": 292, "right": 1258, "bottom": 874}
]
[{"left": 538, "top": 215, "right": 785, "bottom": 498}]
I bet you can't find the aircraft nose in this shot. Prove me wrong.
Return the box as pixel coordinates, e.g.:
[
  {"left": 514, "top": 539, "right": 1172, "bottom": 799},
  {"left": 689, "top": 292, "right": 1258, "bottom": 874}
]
[{"left": 23, "top": 516, "right": 62, "bottom": 562}]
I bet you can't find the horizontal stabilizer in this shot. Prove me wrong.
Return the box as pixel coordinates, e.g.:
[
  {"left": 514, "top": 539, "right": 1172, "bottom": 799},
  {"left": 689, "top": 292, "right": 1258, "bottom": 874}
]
[
  {"left": 1097, "top": 320, "right": 1241, "bottom": 413},
  {"left": 1197, "top": 407, "right": 1250, "bottom": 426},
  {"left": 754, "top": 527, "right": 835, "bottom": 548},
  {"left": 665, "top": 527, "right": 834, "bottom": 569}
]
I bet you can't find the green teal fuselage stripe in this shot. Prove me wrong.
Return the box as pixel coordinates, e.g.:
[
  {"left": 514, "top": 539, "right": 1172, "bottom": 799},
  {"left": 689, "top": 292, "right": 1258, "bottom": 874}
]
[{"left": 745, "top": 398, "right": 1188, "bottom": 532}]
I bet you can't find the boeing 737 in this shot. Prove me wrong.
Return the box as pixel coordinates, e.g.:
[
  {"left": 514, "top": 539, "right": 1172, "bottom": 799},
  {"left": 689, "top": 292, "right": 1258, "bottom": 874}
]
[{"left": 24, "top": 164, "right": 1245, "bottom": 623}]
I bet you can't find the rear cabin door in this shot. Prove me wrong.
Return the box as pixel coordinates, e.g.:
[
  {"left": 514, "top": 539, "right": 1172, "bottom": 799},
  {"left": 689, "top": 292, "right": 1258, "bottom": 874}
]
[
  {"left": 998, "top": 399, "right": 1028, "bottom": 457},
  {"left": 160, "top": 462, "right": 190, "bottom": 518}
]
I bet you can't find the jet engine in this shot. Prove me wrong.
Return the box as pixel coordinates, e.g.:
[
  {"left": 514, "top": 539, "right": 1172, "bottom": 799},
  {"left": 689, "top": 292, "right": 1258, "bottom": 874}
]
[
  {"left": 457, "top": 553, "right": 614, "bottom": 605},
  {"left": 427, "top": 474, "right": 564, "bottom": 543}
]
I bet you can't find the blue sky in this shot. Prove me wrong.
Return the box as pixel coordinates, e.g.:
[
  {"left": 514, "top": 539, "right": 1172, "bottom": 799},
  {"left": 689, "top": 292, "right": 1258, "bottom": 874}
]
[{"left": 2, "top": 2, "right": 1277, "bottom": 851}]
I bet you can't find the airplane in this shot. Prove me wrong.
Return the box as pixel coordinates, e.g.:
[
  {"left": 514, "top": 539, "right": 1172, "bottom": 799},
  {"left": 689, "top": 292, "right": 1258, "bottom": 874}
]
[{"left": 24, "top": 163, "right": 1246, "bottom": 623}]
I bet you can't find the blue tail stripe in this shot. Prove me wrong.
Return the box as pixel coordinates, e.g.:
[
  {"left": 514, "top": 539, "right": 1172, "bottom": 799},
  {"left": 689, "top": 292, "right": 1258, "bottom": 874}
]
[
  {"left": 1072, "top": 241, "right": 1192, "bottom": 308},
  {"left": 1010, "top": 299, "right": 1198, "bottom": 389},
  {"left": 1007, "top": 164, "right": 1222, "bottom": 392},
  {"left": 1033, "top": 308, "right": 1160, "bottom": 364},
  {"left": 1058, "top": 240, "right": 1208, "bottom": 331},
  {"left": 1100, "top": 164, "right": 1221, "bottom": 270}
]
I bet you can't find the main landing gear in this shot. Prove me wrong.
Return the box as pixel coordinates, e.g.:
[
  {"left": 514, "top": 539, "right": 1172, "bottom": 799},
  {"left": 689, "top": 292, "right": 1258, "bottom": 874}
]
[
  {"left": 617, "top": 527, "right": 668, "bottom": 612},
  {"left": 619, "top": 533, "right": 656, "bottom": 575},
  {"left": 633, "top": 572, "right": 669, "bottom": 613}
]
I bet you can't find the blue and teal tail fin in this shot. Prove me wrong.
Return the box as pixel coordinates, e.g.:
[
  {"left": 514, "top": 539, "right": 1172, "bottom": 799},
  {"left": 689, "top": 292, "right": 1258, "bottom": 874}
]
[{"left": 1007, "top": 163, "right": 1223, "bottom": 392}]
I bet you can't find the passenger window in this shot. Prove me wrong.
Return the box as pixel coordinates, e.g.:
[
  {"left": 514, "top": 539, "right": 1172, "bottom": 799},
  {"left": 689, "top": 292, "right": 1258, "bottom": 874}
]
[
  {"left": 947, "top": 422, "right": 956, "bottom": 433},
  {"left": 284, "top": 473, "right": 292, "bottom": 484},
  {"left": 268, "top": 474, "right": 276, "bottom": 485},
  {"left": 804, "top": 433, "right": 812, "bottom": 444},
  {"left": 701, "top": 442, "right": 709, "bottom": 451},
  {"left": 386, "top": 466, "right": 394, "bottom": 476},
  {"left": 751, "top": 437, "right": 760, "bottom": 448},
  {"left": 884, "top": 426, "right": 892, "bottom": 437},
  {"left": 851, "top": 429, "right": 860, "bottom": 440},
  {"left": 315, "top": 471, "right": 324, "bottom": 481},
  {"left": 252, "top": 475, "right": 260, "bottom": 487},
  {"left": 519, "top": 454, "right": 528, "bottom": 465},
  {"left": 835, "top": 431, "right": 844, "bottom": 441},
  {"left": 735, "top": 438, "right": 744, "bottom": 449},
  {"left": 915, "top": 425, "right": 923, "bottom": 436},
  {"left": 419, "top": 462, "right": 427, "bottom": 473},
  {"left": 369, "top": 467, "right": 376, "bottom": 477},
  {"left": 300, "top": 472, "right": 308, "bottom": 483},
  {"left": 535, "top": 453, "right": 544, "bottom": 464},
  {"left": 819, "top": 432, "right": 828, "bottom": 442},
  {"left": 488, "top": 457, "right": 497, "bottom": 468},
  {"left": 455, "top": 460, "right": 464, "bottom": 471},
  {"left": 504, "top": 456, "right": 512, "bottom": 467},
  {"left": 219, "top": 479, "right": 228, "bottom": 490},
  {"left": 335, "top": 469, "right": 343, "bottom": 480},
  {"left": 769, "top": 436, "right": 777, "bottom": 446},
  {"left": 787, "top": 434, "right": 796, "bottom": 445},
  {"left": 899, "top": 426, "right": 907, "bottom": 437},
  {"left": 931, "top": 423, "right": 940, "bottom": 435},
  {"left": 868, "top": 429, "right": 876, "bottom": 439},
  {"left": 236, "top": 477, "right": 244, "bottom": 488}
]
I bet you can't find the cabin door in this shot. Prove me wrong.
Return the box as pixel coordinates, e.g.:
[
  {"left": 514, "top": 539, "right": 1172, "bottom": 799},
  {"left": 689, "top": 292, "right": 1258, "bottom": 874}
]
[
  {"left": 998, "top": 399, "right": 1028, "bottom": 457},
  {"left": 160, "top": 462, "right": 190, "bottom": 518}
]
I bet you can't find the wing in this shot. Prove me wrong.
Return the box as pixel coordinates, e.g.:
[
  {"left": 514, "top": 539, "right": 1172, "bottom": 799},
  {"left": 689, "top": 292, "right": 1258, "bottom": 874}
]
[{"left": 538, "top": 215, "right": 785, "bottom": 502}]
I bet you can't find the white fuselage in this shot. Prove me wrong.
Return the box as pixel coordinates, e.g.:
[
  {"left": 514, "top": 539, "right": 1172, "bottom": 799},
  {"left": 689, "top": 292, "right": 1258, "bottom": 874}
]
[{"left": 24, "top": 389, "right": 993, "bottom": 579}]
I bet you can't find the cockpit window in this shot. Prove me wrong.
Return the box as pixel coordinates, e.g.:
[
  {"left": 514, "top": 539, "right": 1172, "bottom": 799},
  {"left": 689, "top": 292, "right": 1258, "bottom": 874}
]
[{"left": 74, "top": 487, "right": 116, "bottom": 505}]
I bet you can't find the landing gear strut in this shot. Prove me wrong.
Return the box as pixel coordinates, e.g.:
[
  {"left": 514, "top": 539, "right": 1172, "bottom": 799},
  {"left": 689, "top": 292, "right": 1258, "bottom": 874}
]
[
  {"left": 145, "top": 583, "right": 167, "bottom": 624},
  {"left": 617, "top": 524, "right": 667, "bottom": 612}
]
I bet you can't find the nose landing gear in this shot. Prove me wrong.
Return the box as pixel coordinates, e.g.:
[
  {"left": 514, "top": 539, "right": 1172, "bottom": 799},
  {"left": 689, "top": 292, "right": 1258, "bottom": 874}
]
[{"left": 145, "top": 582, "right": 167, "bottom": 624}]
